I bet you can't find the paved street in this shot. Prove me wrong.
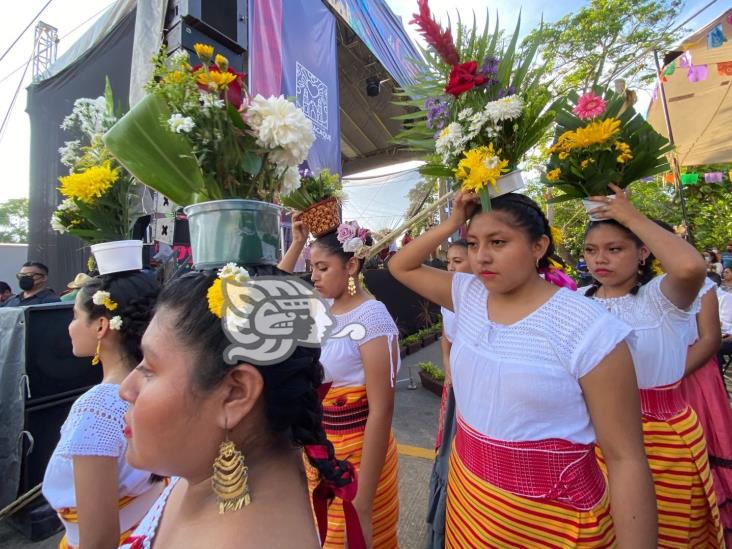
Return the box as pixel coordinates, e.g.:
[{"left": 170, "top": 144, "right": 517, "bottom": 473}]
[{"left": 0, "top": 342, "right": 445, "bottom": 549}]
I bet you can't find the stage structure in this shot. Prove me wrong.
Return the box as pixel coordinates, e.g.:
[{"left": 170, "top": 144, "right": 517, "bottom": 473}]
[{"left": 26, "top": 0, "right": 422, "bottom": 290}]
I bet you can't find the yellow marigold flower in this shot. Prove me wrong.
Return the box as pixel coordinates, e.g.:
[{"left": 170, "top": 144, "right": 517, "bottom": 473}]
[
  {"left": 568, "top": 118, "right": 621, "bottom": 148},
  {"left": 103, "top": 297, "right": 118, "bottom": 311},
  {"left": 558, "top": 152, "right": 569, "bottom": 160},
  {"left": 193, "top": 43, "right": 214, "bottom": 62},
  {"left": 454, "top": 144, "right": 509, "bottom": 192},
  {"left": 207, "top": 278, "right": 225, "bottom": 318},
  {"left": 652, "top": 258, "right": 664, "bottom": 276},
  {"left": 614, "top": 140, "right": 633, "bottom": 163},
  {"left": 580, "top": 158, "right": 595, "bottom": 169},
  {"left": 214, "top": 54, "right": 229, "bottom": 71},
  {"left": 550, "top": 226, "right": 564, "bottom": 246},
  {"left": 163, "top": 70, "right": 185, "bottom": 84},
  {"left": 196, "top": 70, "right": 237, "bottom": 91},
  {"left": 58, "top": 163, "right": 119, "bottom": 204},
  {"left": 546, "top": 168, "right": 561, "bottom": 182}
]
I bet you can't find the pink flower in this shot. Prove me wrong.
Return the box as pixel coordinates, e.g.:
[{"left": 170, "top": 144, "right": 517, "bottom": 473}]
[
  {"left": 336, "top": 223, "right": 356, "bottom": 243},
  {"left": 572, "top": 92, "right": 607, "bottom": 120},
  {"left": 357, "top": 227, "right": 369, "bottom": 241}
]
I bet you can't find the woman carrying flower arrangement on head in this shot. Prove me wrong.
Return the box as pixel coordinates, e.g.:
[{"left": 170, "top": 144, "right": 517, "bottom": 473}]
[
  {"left": 42, "top": 270, "right": 163, "bottom": 549},
  {"left": 279, "top": 219, "right": 401, "bottom": 548},
  {"left": 543, "top": 84, "right": 723, "bottom": 545}
]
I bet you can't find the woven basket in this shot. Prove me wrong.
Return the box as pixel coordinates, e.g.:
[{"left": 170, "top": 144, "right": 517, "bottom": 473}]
[{"left": 302, "top": 197, "right": 341, "bottom": 237}]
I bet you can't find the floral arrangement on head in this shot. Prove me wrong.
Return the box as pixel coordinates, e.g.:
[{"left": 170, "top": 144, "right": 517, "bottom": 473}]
[
  {"left": 207, "top": 263, "right": 251, "bottom": 318},
  {"left": 542, "top": 86, "right": 672, "bottom": 203},
  {"left": 92, "top": 290, "right": 123, "bottom": 331},
  {"left": 279, "top": 168, "right": 344, "bottom": 210},
  {"left": 397, "top": 0, "right": 556, "bottom": 210},
  {"left": 103, "top": 44, "right": 315, "bottom": 206},
  {"left": 51, "top": 79, "right": 143, "bottom": 243}
]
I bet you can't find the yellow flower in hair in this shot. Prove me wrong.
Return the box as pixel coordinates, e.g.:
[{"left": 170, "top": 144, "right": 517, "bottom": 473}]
[
  {"left": 652, "top": 258, "right": 664, "bottom": 276},
  {"left": 550, "top": 226, "right": 564, "bottom": 247},
  {"left": 193, "top": 43, "right": 214, "bottom": 62},
  {"left": 92, "top": 290, "right": 118, "bottom": 311},
  {"left": 207, "top": 278, "right": 225, "bottom": 318},
  {"left": 546, "top": 168, "right": 561, "bottom": 182}
]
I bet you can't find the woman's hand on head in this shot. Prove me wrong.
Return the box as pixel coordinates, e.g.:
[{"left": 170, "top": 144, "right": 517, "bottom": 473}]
[
  {"left": 291, "top": 212, "right": 309, "bottom": 244},
  {"left": 588, "top": 183, "right": 643, "bottom": 227},
  {"left": 448, "top": 191, "right": 480, "bottom": 229}
]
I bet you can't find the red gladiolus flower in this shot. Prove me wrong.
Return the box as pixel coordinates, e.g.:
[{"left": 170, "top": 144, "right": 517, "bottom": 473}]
[
  {"left": 192, "top": 64, "right": 247, "bottom": 109},
  {"left": 445, "top": 61, "right": 487, "bottom": 97}
]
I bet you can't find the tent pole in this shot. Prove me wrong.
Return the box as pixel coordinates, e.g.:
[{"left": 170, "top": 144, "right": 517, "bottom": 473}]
[{"left": 653, "top": 49, "right": 694, "bottom": 244}]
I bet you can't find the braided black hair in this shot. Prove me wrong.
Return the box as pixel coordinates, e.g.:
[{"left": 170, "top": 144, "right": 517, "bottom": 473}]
[
  {"left": 155, "top": 270, "right": 352, "bottom": 487},
  {"left": 78, "top": 271, "right": 159, "bottom": 367},
  {"left": 312, "top": 229, "right": 373, "bottom": 273},
  {"left": 583, "top": 219, "right": 656, "bottom": 297},
  {"left": 474, "top": 193, "right": 556, "bottom": 270}
]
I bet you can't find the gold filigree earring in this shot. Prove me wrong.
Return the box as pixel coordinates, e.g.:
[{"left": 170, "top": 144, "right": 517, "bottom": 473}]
[
  {"left": 91, "top": 340, "right": 101, "bottom": 366},
  {"left": 212, "top": 422, "right": 251, "bottom": 513},
  {"left": 347, "top": 275, "right": 357, "bottom": 296}
]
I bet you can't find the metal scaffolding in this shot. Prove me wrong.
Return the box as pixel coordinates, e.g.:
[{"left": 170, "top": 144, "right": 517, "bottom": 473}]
[{"left": 32, "top": 21, "right": 58, "bottom": 82}]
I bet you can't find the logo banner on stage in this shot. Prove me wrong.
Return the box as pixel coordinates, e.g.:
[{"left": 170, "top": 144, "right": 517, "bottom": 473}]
[{"left": 249, "top": 0, "right": 340, "bottom": 175}]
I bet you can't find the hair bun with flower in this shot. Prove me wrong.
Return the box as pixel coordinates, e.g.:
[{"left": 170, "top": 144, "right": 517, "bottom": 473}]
[
  {"left": 335, "top": 221, "right": 374, "bottom": 259},
  {"left": 207, "top": 263, "right": 251, "bottom": 318}
]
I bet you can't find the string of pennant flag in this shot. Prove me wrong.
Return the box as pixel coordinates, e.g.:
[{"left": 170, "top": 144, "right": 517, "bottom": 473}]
[{"left": 662, "top": 171, "right": 732, "bottom": 186}]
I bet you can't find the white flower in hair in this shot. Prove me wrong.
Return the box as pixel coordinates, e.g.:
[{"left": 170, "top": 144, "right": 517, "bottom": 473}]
[
  {"left": 92, "top": 291, "right": 111, "bottom": 306},
  {"left": 109, "top": 316, "right": 123, "bottom": 331},
  {"left": 343, "top": 237, "right": 365, "bottom": 253},
  {"left": 218, "top": 263, "right": 250, "bottom": 284}
]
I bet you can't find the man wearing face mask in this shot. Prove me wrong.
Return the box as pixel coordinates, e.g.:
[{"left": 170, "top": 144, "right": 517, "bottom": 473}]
[{"left": 1, "top": 261, "right": 60, "bottom": 307}]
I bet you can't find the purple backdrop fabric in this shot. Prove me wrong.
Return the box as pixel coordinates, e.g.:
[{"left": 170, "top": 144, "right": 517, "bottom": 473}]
[{"left": 249, "top": 0, "right": 340, "bottom": 174}]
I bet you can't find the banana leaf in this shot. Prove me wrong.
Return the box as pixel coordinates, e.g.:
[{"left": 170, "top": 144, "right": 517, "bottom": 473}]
[{"left": 103, "top": 94, "right": 205, "bottom": 206}]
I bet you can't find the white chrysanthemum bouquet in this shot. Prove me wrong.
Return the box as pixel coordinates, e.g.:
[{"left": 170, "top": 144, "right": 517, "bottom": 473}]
[{"left": 103, "top": 44, "right": 315, "bottom": 205}]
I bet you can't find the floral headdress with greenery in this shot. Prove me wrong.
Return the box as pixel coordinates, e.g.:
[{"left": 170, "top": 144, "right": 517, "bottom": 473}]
[
  {"left": 103, "top": 44, "right": 315, "bottom": 206},
  {"left": 542, "top": 86, "right": 673, "bottom": 202},
  {"left": 51, "top": 79, "right": 143, "bottom": 243},
  {"left": 396, "top": 0, "right": 556, "bottom": 210}
]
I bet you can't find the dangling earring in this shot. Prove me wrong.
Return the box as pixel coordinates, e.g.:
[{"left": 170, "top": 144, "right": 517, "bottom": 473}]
[
  {"left": 212, "top": 422, "right": 251, "bottom": 513},
  {"left": 638, "top": 257, "right": 646, "bottom": 275},
  {"left": 347, "top": 275, "right": 357, "bottom": 296},
  {"left": 91, "top": 340, "right": 101, "bottom": 366}
]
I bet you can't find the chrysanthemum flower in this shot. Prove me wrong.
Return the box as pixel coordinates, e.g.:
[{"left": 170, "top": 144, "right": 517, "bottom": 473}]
[
  {"left": 193, "top": 43, "right": 214, "bottom": 62},
  {"left": 207, "top": 278, "right": 225, "bottom": 318},
  {"left": 546, "top": 168, "right": 561, "bottom": 182},
  {"left": 454, "top": 144, "right": 509, "bottom": 192},
  {"left": 58, "top": 162, "right": 118, "bottom": 204}
]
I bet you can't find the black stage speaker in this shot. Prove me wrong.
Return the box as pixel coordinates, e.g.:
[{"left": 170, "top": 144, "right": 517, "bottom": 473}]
[
  {"left": 165, "top": 0, "right": 248, "bottom": 71},
  {"left": 23, "top": 303, "right": 102, "bottom": 402}
]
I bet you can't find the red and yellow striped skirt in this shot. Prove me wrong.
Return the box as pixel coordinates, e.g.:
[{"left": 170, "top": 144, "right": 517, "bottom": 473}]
[
  {"left": 597, "top": 383, "right": 724, "bottom": 548},
  {"left": 446, "top": 418, "right": 615, "bottom": 548},
  {"left": 57, "top": 495, "right": 137, "bottom": 549},
  {"left": 307, "top": 385, "right": 399, "bottom": 548}
]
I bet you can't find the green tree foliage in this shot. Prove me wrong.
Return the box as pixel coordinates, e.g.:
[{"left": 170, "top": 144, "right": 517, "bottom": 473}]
[
  {"left": 0, "top": 198, "right": 29, "bottom": 243},
  {"left": 405, "top": 177, "right": 439, "bottom": 234},
  {"left": 529, "top": 0, "right": 684, "bottom": 92}
]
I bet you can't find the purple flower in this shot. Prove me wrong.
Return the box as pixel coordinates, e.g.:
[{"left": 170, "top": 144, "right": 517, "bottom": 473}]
[
  {"left": 299, "top": 167, "right": 313, "bottom": 178},
  {"left": 357, "top": 227, "right": 369, "bottom": 241},
  {"left": 480, "top": 56, "right": 500, "bottom": 76},
  {"left": 498, "top": 86, "right": 516, "bottom": 98},
  {"left": 425, "top": 97, "right": 450, "bottom": 130},
  {"left": 336, "top": 223, "right": 356, "bottom": 243}
]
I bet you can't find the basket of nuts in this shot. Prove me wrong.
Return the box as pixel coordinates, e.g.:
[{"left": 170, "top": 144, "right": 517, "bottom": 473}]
[
  {"left": 301, "top": 196, "right": 341, "bottom": 237},
  {"left": 280, "top": 168, "right": 343, "bottom": 237}
]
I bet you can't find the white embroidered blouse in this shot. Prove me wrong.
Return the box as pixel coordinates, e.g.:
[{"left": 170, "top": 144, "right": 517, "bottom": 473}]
[
  {"left": 43, "top": 383, "right": 163, "bottom": 548},
  {"left": 320, "top": 299, "right": 400, "bottom": 387},
  {"left": 581, "top": 275, "right": 696, "bottom": 388},
  {"left": 450, "top": 272, "right": 631, "bottom": 444}
]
